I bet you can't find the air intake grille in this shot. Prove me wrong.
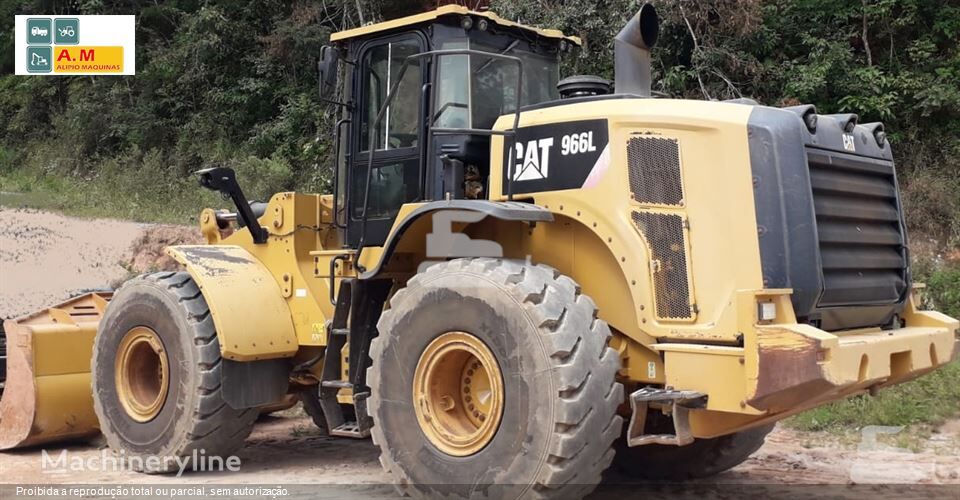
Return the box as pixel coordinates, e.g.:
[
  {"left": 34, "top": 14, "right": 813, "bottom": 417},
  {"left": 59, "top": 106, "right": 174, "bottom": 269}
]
[
  {"left": 627, "top": 137, "right": 684, "bottom": 206},
  {"left": 807, "top": 149, "right": 908, "bottom": 307},
  {"left": 631, "top": 211, "right": 693, "bottom": 320}
]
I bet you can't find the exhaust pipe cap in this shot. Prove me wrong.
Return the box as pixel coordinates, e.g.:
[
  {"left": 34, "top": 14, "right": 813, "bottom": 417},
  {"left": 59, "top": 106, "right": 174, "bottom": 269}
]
[{"left": 638, "top": 4, "right": 659, "bottom": 48}]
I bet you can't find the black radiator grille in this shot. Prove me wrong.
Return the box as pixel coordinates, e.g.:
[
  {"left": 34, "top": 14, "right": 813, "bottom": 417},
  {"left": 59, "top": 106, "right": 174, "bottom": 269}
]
[
  {"left": 631, "top": 211, "right": 694, "bottom": 320},
  {"left": 806, "top": 149, "right": 908, "bottom": 307}
]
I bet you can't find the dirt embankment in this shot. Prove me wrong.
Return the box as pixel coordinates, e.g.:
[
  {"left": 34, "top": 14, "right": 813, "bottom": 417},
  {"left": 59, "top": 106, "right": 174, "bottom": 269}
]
[
  {"left": 0, "top": 207, "right": 957, "bottom": 490},
  {"left": 124, "top": 225, "right": 204, "bottom": 275}
]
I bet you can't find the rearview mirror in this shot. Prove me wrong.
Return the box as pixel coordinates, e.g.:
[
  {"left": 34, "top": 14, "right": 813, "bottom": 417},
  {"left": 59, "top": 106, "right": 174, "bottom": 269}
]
[{"left": 318, "top": 45, "right": 340, "bottom": 95}]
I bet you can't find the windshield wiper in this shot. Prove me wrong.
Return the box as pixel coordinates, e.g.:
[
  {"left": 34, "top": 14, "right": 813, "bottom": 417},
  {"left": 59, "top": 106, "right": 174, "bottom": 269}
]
[{"left": 476, "top": 40, "right": 520, "bottom": 73}]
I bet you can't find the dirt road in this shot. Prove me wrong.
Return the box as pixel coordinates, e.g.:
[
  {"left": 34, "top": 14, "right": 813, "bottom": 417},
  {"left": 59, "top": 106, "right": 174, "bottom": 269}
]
[{"left": 0, "top": 207, "right": 957, "bottom": 492}]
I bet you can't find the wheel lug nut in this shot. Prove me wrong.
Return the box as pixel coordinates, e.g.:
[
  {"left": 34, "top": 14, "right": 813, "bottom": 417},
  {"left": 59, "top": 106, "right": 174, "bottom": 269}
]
[{"left": 439, "top": 395, "right": 455, "bottom": 411}]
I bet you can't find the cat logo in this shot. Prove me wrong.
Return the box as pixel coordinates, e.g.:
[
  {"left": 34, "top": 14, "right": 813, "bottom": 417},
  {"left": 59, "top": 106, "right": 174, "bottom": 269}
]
[
  {"left": 842, "top": 133, "right": 856, "bottom": 152},
  {"left": 512, "top": 138, "right": 555, "bottom": 181}
]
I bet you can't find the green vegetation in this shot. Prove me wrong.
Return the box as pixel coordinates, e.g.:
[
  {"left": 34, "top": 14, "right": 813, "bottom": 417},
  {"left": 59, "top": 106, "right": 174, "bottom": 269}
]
[
  {"left": 0, "top": 1, "right": 957, "bottom": 430},
  {"left": 1, "top": 0, "right": 958, "bottom": 238},
  {"left": 920, "top": 262, "right": 960, "bottom": 319},
  {"left": 1, "top": 1, "right": 340, "bottom": 222},
  {"left": 788, "top": 360, "right": 960, "bottom": 433},
  {"left": 0, "top": 150, "right": 220, "bottom": 223}
]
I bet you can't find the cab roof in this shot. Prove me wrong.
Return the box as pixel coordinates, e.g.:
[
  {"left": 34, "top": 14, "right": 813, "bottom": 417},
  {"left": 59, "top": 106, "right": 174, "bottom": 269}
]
[{"left": 329, "top": 5, "right": 581, "bottom": 45}]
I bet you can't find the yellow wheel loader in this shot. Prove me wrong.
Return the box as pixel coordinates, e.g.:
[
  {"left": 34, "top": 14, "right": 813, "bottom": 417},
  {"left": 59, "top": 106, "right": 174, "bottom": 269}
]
[{"left": 2, "top": 3, "right": 958, "bottom": 496}]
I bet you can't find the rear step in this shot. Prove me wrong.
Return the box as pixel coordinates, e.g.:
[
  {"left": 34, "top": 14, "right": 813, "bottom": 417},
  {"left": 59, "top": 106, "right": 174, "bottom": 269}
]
[
  {"left": 331, "top": 419, "right": 369, "bottom": 438},
  {"left": 327, "top": 387, "right": 373, "bottom": 438},
  {"left": 627, "top": 387, "right": 707, "bottom": 447}
]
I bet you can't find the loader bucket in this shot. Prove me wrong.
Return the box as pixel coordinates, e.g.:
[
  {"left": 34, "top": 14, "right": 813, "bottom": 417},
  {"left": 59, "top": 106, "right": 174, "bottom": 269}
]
[{"left": 0, "top": 293, "right": 110, "bottom": 450}]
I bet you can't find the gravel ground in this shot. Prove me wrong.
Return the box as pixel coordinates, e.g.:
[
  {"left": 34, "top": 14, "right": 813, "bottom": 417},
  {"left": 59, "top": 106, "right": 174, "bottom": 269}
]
[{"left": 0, "top": 207, "right": 957, "bottom": 494}]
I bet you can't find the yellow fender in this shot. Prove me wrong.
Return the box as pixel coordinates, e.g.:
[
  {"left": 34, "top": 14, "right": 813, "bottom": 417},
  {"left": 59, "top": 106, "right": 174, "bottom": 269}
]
[{"left": 165, "top": 245, "right": 298, "bottom": 361}]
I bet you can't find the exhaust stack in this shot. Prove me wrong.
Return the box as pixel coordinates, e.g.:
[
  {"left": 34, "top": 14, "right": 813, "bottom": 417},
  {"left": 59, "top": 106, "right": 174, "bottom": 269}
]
[{"left": 614, "top": 3, "right": 660, "bottom": 96}]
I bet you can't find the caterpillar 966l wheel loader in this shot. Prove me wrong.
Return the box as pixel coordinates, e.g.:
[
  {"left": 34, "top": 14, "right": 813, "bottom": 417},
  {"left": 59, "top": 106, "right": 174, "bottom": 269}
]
[{"left": 1, "top": 3, "right": 957, "bottom": 497}]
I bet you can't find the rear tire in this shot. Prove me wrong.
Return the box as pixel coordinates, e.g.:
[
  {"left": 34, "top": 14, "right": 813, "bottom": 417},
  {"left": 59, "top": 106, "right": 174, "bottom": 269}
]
[
  {"left": 298, "top": 388, "right": 327, "bottom": 433},
  {"left": 612, "top": 421, "right": 774, "bottom": 480},
  {"left": 92, "top": 272, "right": 257, "bottom": 473},
  {"left": 368, "top": 258, "right": 623, "bottom": 498}
]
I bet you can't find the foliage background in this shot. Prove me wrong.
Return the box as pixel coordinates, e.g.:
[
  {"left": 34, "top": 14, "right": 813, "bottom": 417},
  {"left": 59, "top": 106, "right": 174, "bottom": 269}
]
[
  {"left": 0, "top": 0, "right": 956, "bottom": 294},
  {"left": 0, "top": 0, "right": 958, "bottom": 431}
]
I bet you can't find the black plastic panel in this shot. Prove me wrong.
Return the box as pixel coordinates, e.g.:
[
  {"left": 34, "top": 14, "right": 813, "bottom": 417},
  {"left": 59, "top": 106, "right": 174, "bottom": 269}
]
[
  {"left": 747, "top": 107, "right": 822, "bottom": 319},
  {"left": 747, "top": 106, "right": 909, "bottom": 331}
]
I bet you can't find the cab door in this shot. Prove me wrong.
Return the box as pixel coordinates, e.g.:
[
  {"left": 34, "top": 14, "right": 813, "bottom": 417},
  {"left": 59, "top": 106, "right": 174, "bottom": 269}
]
[{"left": 347, "top": 33, "right": 427, "bottom": 247}]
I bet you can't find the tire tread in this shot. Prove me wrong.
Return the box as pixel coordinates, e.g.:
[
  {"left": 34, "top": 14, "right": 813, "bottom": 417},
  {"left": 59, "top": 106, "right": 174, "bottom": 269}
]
[
  {"left": 368, "top": 259, "right": 623, "bottom": 498},
  {"left": 92, "top": 272, "right": 257, "bottom": 473}
]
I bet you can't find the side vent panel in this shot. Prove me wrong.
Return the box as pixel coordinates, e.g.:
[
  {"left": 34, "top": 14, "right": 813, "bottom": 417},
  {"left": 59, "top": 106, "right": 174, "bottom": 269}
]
[
  {"left": 627, "top": 137, "right": 684, "bottom": 206},
  {"left": 631, "top": 211, "right": 694, "bottom": 320}
]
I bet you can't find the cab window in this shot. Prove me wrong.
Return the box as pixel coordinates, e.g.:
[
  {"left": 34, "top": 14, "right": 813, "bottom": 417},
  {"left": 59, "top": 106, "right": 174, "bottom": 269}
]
[
  {"left": 359, "top": 38, "right": 422, "bottom": 151},
  {"left": 433, "top": 38, "right": 560, "bottom": 130}
]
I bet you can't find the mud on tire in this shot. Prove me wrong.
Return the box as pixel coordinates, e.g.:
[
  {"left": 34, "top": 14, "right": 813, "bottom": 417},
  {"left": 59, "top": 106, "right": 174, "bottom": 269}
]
[
  {"left": 92, "top": 272, "right": 257, "bottom": 473},
  {"left": 368, "top": 258, "right": 623, "bottom": 498}
]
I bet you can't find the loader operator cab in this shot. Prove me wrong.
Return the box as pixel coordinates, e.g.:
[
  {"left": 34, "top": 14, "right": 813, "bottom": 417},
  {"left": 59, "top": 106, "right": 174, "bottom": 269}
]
[{"left": 320, "top": 6, "right": 579, "bottom": 248}]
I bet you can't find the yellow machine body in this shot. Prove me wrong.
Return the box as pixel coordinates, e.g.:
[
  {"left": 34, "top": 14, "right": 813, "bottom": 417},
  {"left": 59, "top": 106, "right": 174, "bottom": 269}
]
[
  {"left": 1, "top": 6, "right": 957, "bottom": 452},
  {"left": 171, "top": 96, "right": 957, "bottom": 440},
  {"left": 477, "top": 97, "right": 959, "bottom": 437}
]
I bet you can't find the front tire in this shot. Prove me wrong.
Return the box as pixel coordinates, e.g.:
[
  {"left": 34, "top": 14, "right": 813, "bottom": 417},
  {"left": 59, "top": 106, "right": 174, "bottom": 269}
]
[
  {"left": 92, "top": 272, "right": 257, "bottom": 473},
  {"left": 368, "top": 258, "right": 623, "bottom": 498}
]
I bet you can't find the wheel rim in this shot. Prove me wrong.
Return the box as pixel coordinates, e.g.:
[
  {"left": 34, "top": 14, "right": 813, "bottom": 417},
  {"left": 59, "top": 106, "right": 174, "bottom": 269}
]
[
  {"left": 413, "top": 331, "right": 504, "bottom": 456},
  {"left": 115, "top": 326, "right": 169, "bottom": 422}
]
